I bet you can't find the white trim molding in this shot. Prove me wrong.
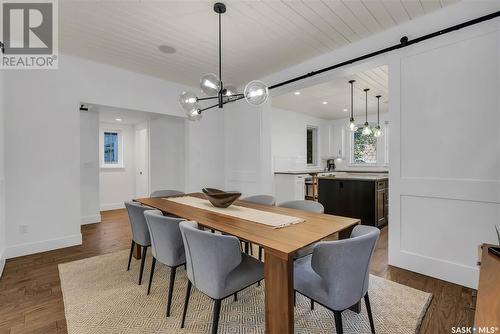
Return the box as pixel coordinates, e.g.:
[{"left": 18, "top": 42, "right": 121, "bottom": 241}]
[
  {"left": 0, "top": 254, "right": 5, "bottom": 278},
  {"left": 80, "top": 214, "right": 101, "bottom": 225},
  {"left": 4, "top": 234, "right": 82, "bottom": 259},
  {"left": 100, "top": 202, "right": 125, "bottom": 211}
]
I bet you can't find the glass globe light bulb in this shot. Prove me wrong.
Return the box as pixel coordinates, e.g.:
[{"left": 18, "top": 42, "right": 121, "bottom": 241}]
[
  {"left": 179, "top": 91, "right": 198, "bottom": 111},
  {"left": 200, "top": 73, "right": 221, "bottom": 96},
  {"left": 362, "top": 122, "right": 372, "bottom": 136},
  {"left": 186, "top": 105, "right": 202, "bottom": 121},
  {"left": 349, "top": 118, "right": 358, "bottom": 132},
  {"left": 244, "top": 80, "right": 269, "bottom": 105},
  {"left": 374, "top": 126, "right": 383, "bottom": 138},
  {"left": 223, "top": 85, "right": 238, "bottom": 101}
]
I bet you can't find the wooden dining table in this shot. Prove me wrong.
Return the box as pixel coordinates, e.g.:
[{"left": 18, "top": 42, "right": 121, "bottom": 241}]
[{"left": 134, "top": 193, "right": 360, "bottom": 334}]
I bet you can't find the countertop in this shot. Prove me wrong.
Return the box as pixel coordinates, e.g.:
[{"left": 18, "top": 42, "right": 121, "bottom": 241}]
[
  {"left": 274, "top": 170, "right": 325, "bottom": 175},
  {"left": 318, "top": 172, "right": 389, "bottom": 181}
]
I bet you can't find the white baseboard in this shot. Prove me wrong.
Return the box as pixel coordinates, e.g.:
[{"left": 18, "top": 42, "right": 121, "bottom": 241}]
[
  {"left": 0, "top": 251, "right": 5, "bottom": 279},
  {"left": 80, "top": 213, "right": 101, "bottom": 225},
  {"left": 4, "top": 234, "right": 83, "bottom": 259},
  {"left": 390, "top": 250, "right": 480, "bottom": 289},
  {"left": 100, "top": 203, "right": 125, "bottom": 211}
]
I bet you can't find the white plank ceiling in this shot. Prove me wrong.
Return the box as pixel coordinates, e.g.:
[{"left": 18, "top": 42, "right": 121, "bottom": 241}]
[
  {"left": 272, "top": 65, "right": 388, "bottom": 120},
  {"left": 60, "top": 0, "right": 457, "bottom": 87}
]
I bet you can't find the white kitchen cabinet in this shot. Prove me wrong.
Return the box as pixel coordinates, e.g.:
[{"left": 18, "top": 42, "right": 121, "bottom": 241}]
[
  {"left": 325, "top": 124, "right": 346, "bottom": 158},
  {"left": 274, "top": 174, "right": 306, "bottom": 204}
]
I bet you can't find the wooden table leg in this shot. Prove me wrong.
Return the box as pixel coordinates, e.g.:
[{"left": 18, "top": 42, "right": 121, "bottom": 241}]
[
  {"left": 264, "top": 250, "right": 294, "bottom": 334},
  {"left": 339, "top": 225, "right": 361, "bottom": 313},
  {"left": 133, "top": 244, "right": 142, "bottom": 259}
]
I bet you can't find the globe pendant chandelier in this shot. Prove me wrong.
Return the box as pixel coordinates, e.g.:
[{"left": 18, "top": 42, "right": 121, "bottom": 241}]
[{"left": 179, "top": 2, "right": 269, "bottom": 121}]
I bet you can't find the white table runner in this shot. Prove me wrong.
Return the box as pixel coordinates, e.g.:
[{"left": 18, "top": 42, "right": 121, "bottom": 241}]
[{"left": 164, "top": 196, "right": 304, "bottom": 229}]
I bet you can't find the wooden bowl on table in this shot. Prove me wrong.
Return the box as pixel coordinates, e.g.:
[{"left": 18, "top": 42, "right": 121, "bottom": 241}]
[{"left": 202, "top": 188, "right": 241, "bottom": 208}]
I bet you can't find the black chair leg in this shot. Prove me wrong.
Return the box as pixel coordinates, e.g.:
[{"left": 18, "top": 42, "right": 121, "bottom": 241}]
[
  {"left": 364, "top": 293, "right": 376, "bottom": 334},
  {"left": 333, "top": 311, "right": 343, "bottom": 334},
  {"left": 244, "top": 242, "right": 249, "bottom": 254},
  {"left": 127, "top": 240, "right": 135, "bottom": 271},
  {"left": 181, "top": 281, "right": 192, "bottom": 328},
  {"left": 212, "top": 299, "right": 222, "bottom": 334},
  {"left": 138, "top": 246, "right": 148, "bottom": 285},
  {"left": 233, "top": 292, "right": 238, "bottom": 301},
  {"left": 249, "top": 243, "right": 253, "bottom": 255},
  {"left": 166, "top": 266, "right": 177, "bottom": 316},
  {"left": 294, "top": 291, "right": 296, "bottom": 306},
  {"left": 147, "top": 257, "right": 156, "bottom": 295},
  {"left": 310, "top": 298, "right": 314, "bottom": 310},
  {"left": 258, "top": 246, "right": 263, "bottom": 261}
]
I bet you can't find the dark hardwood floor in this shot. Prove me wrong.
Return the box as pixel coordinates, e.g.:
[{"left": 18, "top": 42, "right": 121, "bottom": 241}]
[{"left": 0, "top": 209, "right": 475, "bottom": 333}]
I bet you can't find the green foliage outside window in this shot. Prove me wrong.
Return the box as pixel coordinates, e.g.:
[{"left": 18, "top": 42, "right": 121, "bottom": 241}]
[{"left": 353, "top": 126, "right": 377, "bottom": 164}]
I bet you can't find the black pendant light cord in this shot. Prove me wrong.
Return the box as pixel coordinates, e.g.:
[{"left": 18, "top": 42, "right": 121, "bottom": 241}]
[
  {"left": 349, "top": 80, "right": 355, "bottom": 121},
  {"left": 268, "top": 11, "right": 500, "bottom": 90},
  {"left": 364, "top": 88, "right": 369, "bottom": 125},
  {"left": 376, "top": 95, "right": 381, "bottom": 126}
]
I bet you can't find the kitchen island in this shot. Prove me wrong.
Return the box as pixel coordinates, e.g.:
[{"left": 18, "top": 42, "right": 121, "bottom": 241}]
[{"left": 318, "top": 172, "right": 388, "bottom": 228}]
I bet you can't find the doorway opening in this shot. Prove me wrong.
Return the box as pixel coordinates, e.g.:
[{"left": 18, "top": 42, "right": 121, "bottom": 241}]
[{"left": 79, "top": 103, "right": 186, "bottom": 224}]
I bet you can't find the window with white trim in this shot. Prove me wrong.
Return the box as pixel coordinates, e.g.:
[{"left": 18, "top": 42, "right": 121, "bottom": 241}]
[{"left": 101, "top": 129, "right": 124, "bottom": 168}]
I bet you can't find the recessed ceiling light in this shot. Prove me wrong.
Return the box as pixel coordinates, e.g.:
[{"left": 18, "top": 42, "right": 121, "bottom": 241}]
[
  {"left": 322, "top": 101, "right": 328, "bottom": 105},
  {"left": 294, "top": 91, "right": 301, "bottom": 95},
  {"left": 158, "top": 45, "right": 176, "bottom": 54},
  {"left": 115, "top": 118, "right": 122, "bottom": 122}
]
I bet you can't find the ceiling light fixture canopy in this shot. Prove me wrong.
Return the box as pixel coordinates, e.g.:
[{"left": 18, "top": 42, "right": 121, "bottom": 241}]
[
  {"left": 348, "top": 80, "right": 357, "bottom": 132},
  {"left": 374, "top": 95, "right": 383, "bottom": 138},
  {"left": 362, "top": 88, "right": 372, "bottom": 136},
  {"left": 179, "top": 2, "right": 269, "bottom": 121}
]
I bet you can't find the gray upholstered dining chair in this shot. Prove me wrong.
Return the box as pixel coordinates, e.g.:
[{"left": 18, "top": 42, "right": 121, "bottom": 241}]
[
  {"left": 150, "top": 189, "right": 184, "bottom": 198},
  {"left": 242, "top": 194, "right": 276, "bottom": 206},
  {"left": 294, "top": 225, "right": 380, "bottom": 334},
  {"left": 179, "top": 221, "right": 264, "bottom": 334},
  {"left": 124, "top": 201, "right": 156, "bottom": 285},
  {"left": 241, "top": 195, "right": 276, "bottom": 260},
  {"left": 144, "top": 211, "right": 186, "bottom": 317},
  {"left": 279, "top": 200, "right": 324, "bottom": 260},
  {"left": 279, "top": 199, "right": 324, "bottom": 213}
]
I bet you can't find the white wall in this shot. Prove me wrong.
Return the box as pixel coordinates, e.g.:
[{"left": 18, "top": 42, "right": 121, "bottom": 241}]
[
  {"left": 99, "top": 122, "right": 136, "bottom": 210},
  {"left": 150, "top": 115, "right": 186, "bottom": 194},
  {"left": 3, "top": 54, "right": 223, "bottom": 259},
  {"left": 185, "top": 111, "right": 225, "bottom": 193},
  {"left": 271, "top": 106, "right": 328, "bottom": 171},
  {"left": 0, "top": 70, "right": 5, "bottom": 276},
  {"left": 80, "top": 110, "right": 100, "bottom": 224}
]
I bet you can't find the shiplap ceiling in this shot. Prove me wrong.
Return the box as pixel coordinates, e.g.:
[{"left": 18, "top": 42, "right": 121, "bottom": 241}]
[
  {"left": 272, "top": 65, "right": 388, "bottom": 119},
  {"left": 60, "top": 1, "right": 457, "bottom": 87}
]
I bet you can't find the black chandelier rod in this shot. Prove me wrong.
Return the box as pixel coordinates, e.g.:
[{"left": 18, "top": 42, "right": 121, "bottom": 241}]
[
  {"left": 199, "top": 94, "right": 245, "bottom": 113},
  {"left": 217, "top": 8, "right": 224, "bottom": 108},
  {"left": 268, "top": 11, "right": 500, "bottom": 90}
]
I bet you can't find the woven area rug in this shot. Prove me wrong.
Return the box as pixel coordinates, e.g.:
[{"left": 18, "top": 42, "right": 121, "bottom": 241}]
[{"left": 59, "top": 250, "right": 432, "bottom": 334}]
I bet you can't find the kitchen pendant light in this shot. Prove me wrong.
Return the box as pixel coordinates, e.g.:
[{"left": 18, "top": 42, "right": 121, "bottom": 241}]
[
  {"left": 362, "top": 88, "right": 372, "bottom": 136},
  {"left": 179, "top": 2, "right": 269, "bottom": 121},
  {"left": 374, "top": 95, "right": 384, "bottom": 138},
  {"left": 348, "top": 80, "right": 358, "bottom": 132}
]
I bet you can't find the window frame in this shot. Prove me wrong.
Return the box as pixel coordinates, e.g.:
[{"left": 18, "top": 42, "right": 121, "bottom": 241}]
[
  {"left": 100, "top": 128, "right": 124, "bottom": 169},
  {"left": 348, "top": 122, "right": 389, "bottom": 167},
  {"left": 306, "top": 125, "right": 319, "bottom": 167}
]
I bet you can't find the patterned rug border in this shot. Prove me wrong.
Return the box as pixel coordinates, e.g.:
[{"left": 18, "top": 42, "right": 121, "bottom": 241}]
[{"left": 58, "top": 250, "right": 433, "bottom": 334}]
